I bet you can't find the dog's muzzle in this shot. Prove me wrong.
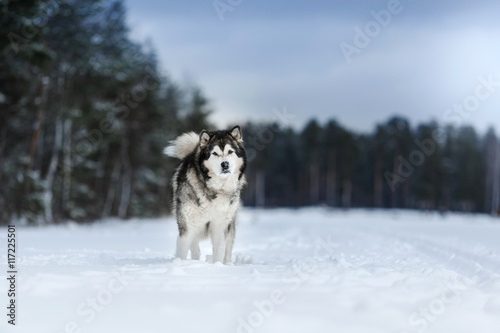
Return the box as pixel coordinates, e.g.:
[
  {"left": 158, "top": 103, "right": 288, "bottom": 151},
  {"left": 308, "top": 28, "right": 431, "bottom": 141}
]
[{"left": 221, "top": 161, "right": 230, "bottom": 174}]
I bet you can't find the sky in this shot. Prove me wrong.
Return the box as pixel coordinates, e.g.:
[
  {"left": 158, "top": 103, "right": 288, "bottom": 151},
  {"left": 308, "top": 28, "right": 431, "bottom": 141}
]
[{"left": 124, "top": 0, "right": 500, "bottom": 134}]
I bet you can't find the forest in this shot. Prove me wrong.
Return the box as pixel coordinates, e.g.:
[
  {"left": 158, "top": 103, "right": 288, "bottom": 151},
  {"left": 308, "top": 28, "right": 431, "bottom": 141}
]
[
  {"left": 1, "top": 0, "right": 499, "bottom": 224},
  {"left": 242, "top": 118, "right": 500, "bottom": 215}
]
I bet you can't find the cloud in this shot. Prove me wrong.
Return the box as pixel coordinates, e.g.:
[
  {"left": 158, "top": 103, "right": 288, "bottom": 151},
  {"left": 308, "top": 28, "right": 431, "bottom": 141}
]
[{"left": 125, "top": 0, "right": 500, "bottom": 133}]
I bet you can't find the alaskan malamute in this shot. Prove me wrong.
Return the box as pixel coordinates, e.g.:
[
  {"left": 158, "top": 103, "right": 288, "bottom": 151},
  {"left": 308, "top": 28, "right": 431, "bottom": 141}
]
[{"left": 165, "top": 126, "right": 247, "bottom": 263}]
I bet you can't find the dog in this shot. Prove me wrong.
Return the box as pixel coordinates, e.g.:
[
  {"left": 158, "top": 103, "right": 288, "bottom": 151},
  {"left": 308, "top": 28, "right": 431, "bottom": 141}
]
[{"left": 165, "top": 126, "right": 247, "bottom": 263}]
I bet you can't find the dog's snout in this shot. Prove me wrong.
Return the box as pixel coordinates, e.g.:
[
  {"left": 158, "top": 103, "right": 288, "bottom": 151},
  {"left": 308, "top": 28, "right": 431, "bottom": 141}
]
[{"left": 221, "top": 161, "right": 229, "bottom": 170}]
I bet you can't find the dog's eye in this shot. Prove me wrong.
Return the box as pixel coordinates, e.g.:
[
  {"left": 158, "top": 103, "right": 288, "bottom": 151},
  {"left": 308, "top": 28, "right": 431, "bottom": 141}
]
[
  {"left": 212, "top": 152, "right": 218, "bottom": 156},
  {"left": 228, "top": 150, "right": 234, "bottom": 155}
]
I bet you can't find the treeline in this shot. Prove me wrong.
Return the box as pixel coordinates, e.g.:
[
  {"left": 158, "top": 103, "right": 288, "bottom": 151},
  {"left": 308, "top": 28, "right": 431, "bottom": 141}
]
[
  {"left": 0, "top": 0, "right": 213, "bottom": 223},
  {"left": 241, "top": 118, "right": 500, "bottom": 215},
  {"left": 2, "top": 1, "right": 499, "bottom": 224}
]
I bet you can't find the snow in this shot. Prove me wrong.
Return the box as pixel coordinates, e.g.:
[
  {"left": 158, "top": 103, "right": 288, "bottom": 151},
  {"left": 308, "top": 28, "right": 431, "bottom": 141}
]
[{"left": 2, "top": 208, "right": 500, "bottom": 333}]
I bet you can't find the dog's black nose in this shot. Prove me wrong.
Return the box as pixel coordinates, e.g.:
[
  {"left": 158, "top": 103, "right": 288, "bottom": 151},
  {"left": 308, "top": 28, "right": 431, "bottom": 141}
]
[{"left": 221, "top": 161, "right": 229, "bottom": 170}]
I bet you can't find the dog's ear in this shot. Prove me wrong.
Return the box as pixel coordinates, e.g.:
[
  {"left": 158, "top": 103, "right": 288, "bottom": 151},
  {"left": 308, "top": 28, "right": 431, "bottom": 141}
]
[
  {"left": 230, "top": 125, "right": 243, "bottom": 142},
  {"left": 199, "top": 130, "right": 212, "bottom": 147}
]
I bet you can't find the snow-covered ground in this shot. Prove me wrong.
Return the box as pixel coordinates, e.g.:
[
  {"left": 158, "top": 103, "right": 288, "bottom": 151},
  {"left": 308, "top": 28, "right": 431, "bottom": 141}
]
[{"left": 2, "top": 208, "right": 500, "bottom": 333}]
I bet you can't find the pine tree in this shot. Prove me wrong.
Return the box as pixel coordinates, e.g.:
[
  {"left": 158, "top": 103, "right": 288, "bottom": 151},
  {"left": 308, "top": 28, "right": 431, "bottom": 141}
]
[
  {"left": 301, "top": 120, "right": 322, "bottom": 205},
  {"left": 484, "top": 128, "right": 497, "bottom": 213},
  {"left": 413, "top": 122, "right": 445, "bottom": 210},
  {"left": 454, "top": 126, "right": 484, "bottom": 211}
]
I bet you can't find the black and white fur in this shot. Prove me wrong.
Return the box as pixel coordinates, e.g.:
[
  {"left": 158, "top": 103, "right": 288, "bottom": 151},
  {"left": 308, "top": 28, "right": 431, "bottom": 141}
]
[{"left": 165, "top": 126, "right": 247, "bottom": 264}]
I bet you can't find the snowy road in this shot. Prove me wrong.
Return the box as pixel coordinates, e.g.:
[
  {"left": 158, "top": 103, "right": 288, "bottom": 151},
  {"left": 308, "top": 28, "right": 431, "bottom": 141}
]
[{"left": 2, "top": 209, "right": 500, "bottom": 333}]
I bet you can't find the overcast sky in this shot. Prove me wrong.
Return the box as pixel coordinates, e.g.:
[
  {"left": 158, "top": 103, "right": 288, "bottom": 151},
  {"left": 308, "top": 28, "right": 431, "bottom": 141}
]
[{"left": 124, "top": 0, "right": 500, "bottom": 134}]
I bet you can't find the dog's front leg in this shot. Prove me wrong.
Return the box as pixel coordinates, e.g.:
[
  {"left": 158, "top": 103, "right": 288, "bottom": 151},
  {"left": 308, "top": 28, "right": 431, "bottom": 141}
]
[
  {"left": 224, "top": 219, "right": 236, "bottom": 264},
  {"left": 210, "top": 227, "right": 227, "bottom": 263},
  {"left": 190, "top": 238, "right": 201, "bottom": 260},
  {"left": 176, "top": 233, "right": 193, "bottom": 260},
  {"left": 175, "top": 211, "right": 192, "bottom": 260}
]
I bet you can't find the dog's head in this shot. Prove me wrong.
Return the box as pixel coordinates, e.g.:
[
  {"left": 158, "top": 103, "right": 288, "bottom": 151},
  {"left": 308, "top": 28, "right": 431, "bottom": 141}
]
[{"left": 198, "top": 126, "right": 246, "bottom": 179}]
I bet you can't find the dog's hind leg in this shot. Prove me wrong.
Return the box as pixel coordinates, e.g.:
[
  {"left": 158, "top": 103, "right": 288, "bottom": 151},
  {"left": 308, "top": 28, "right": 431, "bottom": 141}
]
[{"left": 224, "top": 219, "right": 236, "bottom": 264}]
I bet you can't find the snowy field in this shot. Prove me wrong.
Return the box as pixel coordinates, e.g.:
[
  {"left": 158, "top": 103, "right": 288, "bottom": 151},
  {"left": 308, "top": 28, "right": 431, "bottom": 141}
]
[{"left": 2, "top": 208, "right": 500, "bottom": 333}]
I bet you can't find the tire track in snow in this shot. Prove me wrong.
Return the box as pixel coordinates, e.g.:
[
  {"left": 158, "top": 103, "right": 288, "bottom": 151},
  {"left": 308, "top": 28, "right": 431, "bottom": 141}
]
[{"left": 355, "top": 224, "right": 500, "bottom": 285}]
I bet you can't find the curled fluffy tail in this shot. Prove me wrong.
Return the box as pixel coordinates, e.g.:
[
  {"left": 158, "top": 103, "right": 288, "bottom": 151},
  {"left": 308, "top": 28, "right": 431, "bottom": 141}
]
[{"left": 164, "top": 132, "right": 199, "bottom": 159}]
